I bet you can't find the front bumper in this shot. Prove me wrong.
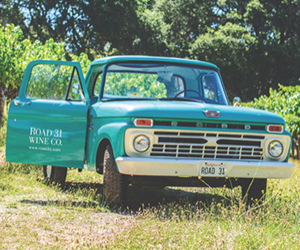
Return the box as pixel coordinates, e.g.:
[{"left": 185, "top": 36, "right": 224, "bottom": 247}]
[{"left": 116, "top": 157, "right": 294, "bottom": 179}]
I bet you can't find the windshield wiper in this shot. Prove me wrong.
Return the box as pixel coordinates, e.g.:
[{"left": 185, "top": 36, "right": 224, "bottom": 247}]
[
  {"left": 102, "top": 97, "right": 159, "bottom": 102},
  {"left": 159, "top": 97, "right": 205, "bottom": 103}
]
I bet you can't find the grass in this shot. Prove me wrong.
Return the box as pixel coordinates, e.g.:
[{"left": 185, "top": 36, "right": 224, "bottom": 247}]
[
  {"left": 106, "top": 163, "right": 300, "bottom": 249},
  {"left": 0, "top": 163, "right": 130, "bottom": 249},
  {"left": 1, "top": 160, "right": 300, "bottom": 249},
  {"left": 1, "top": 104, "right": 300, "bottom": 249}
]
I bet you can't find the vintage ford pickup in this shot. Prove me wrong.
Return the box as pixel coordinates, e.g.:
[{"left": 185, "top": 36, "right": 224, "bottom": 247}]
[{"left": 6, "top": 56, "right": 294, "bottom": 206}]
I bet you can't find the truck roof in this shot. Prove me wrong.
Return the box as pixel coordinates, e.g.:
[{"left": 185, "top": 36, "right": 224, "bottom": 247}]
[{"left": 90, "top": 55, "right": 219, "bottom": 71}]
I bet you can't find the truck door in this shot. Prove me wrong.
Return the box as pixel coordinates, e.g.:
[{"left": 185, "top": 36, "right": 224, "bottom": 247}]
[{"left": 6, "top": 60, "right": 89, "bottom": 168}]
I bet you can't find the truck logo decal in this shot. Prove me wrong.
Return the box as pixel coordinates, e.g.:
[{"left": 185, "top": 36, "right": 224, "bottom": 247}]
[{"left": 203, "top": 110, "right": 220, "bottom": 118}]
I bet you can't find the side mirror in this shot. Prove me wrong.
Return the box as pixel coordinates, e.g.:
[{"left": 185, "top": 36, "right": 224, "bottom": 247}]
[
  {"left": 233, "top": 97, "right": 241, "bottom": 107},
  {"left": 71, "top": 83, "right": 85, "bottom": 102},
  {"left": 72, "top": 83, "right": 80, "bottom": 95}
]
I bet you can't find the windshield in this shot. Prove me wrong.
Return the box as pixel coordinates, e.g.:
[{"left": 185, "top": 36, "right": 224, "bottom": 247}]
[{"left": 101, "top": 63, "right": 228, "bottom": 105}]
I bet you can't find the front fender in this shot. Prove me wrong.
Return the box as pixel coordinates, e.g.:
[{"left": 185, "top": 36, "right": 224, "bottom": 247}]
[{"left": 86, "top": 118, "right": 131, "bottom": 171}]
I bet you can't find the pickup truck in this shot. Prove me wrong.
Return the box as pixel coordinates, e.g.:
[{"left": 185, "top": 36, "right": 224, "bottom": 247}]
[{"left": 6, "top": 56, "right": 294, "bottom": 206}]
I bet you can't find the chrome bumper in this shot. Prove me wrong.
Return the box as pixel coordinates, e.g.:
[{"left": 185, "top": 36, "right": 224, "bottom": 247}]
[{"left": 116, "top": 157, "right": 294, "bottom": 179}]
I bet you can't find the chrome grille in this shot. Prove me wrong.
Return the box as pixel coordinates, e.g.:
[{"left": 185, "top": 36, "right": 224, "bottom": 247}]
[{"left": 150, "top": 131, "right": 264, "bottom": 160}]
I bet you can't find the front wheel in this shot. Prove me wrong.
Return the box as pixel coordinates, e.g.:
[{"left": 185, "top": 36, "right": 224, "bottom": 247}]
[
  {"left": 241, "top": 178, "right": 267, "bottom": 206},
  {"left": 43, "top": 165, "right": 67, "bottom": 184},
  {"left": 103, "top": 145, "right": 128, "bottom": 207}
]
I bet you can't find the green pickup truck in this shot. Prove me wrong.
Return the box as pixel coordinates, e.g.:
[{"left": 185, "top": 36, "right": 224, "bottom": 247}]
[{"left": 6, "top": 56, "right": 294, "bottom": 206}]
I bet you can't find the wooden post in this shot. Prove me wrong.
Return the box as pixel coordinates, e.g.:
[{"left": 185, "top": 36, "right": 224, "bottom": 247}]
[
  {"left": 295, "top": 135, "right": 299, "bottom": 160},
  {"left": 297, "top": 135, "right": 300, "bottom": 160},
  {"left": 291, "top": 134, "right": 295, "bottom": 159}
]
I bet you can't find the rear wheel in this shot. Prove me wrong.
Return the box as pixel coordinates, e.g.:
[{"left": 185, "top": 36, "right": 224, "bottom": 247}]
[
  {"left": 241, "top": 178, "right": 267, "bottom": 206},
  {"left": 103, "top": 144, "right": 128, "bottom": 207},
  {"left": 43, "top": 165, "right": 67, "bottom": 184}
]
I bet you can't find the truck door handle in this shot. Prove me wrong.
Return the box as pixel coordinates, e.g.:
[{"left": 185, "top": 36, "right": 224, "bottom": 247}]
[{"left": 14, "top": 101, "right": 31, "bottom": 106}]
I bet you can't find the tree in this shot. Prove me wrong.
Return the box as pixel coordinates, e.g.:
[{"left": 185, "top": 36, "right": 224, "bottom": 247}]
[
  {"left": 189, "top": 22, "right": 257, "bottom": 101},
  {"left": 0, "top": 0, "right": 145, "bottom": 58},
  {"left": 0, "top": 24, "right": 27, "bottom": 125},
  {"left": 137, "top": 0, "right": 217, "bottom": 57},
  {"left": 0, "top": 23, "right": 91, "bottom": 126},
  {"left": 189, "top": 0, "right": 300, "bottom": 101},
  {"left": 1, "top": 0, "right": 300, "bottom": 101}
]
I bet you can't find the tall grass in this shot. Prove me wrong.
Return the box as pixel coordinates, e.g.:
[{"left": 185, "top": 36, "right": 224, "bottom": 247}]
[{"left": 106, "top": 162, "right": 300, "bottom": 249}]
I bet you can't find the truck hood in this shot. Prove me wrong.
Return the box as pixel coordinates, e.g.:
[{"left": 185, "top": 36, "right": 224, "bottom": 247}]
[{"left": 91, "top": 100, "right": 284, "bottom": 124}]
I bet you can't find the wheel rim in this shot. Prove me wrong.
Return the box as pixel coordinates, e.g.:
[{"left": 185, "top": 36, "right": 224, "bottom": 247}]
[{"left": 46, "top": 165, "right": 52, "bottom": 178}]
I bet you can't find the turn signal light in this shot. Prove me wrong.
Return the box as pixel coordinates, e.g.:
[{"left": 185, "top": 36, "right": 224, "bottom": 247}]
[
  {"left": 267, "top": 125, "right": 283, "bottom": 133},
  {"left": 134, "top": 118, "right": 153, "bottom": 127}
]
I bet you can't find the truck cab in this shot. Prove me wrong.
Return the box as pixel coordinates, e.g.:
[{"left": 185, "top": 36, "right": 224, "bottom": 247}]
[{"left": 6, "top": 56, "right": 295, "bottom": 206}]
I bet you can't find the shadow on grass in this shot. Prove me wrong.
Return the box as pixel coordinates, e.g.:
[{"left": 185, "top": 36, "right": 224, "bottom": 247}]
[
  {"left": 20, "top": 199, "right": 99, "bottom": 208},
  {"left": 125, "top": 185, "right": 228, "bottom": 211},
  {"left": 20, "top": 181, "right": 103, "bottom": 209},
  {"left": 62, "top": 181, "right": 103, "bottom": 194},
  {"left": 21, "top": 180, "right": 232, "bottom": 212}
]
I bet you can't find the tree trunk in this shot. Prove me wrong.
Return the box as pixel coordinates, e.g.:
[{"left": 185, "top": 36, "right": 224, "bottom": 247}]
[
  {"left": 291, "top": 135, "right": 295, "bottom": 159},
  {"left": 295, "top": 134, "right": 299, "bottom": 160},
  {"left": 298, "top": 137, "right": 300, "bottom": 160},
  {"left": 0, "top": 86, "right": 5, "bottom": 127}
]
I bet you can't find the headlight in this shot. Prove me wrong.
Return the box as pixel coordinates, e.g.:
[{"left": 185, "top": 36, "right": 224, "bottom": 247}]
[
  {"left": 268, "top": 140, "right": 283, "bottom": 157},
  {"left": 133, "top": 135, "right": 150, "bottom": 152}
]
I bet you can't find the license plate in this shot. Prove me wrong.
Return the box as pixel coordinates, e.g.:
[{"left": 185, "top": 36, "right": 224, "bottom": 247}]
[{"left": 199, "top": 162, "right": 226, "bottom": 177}]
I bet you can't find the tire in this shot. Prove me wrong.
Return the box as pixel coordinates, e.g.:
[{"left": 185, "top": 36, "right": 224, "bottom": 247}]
[
  {"left": 103, "top": 144, "right": 128, "bottom": 207},
  {"left": 43, "top": 165, "right": 67, "bottom": 184},
  {"left": 241, "top": 178, "right": 267, "bottom": 206}
]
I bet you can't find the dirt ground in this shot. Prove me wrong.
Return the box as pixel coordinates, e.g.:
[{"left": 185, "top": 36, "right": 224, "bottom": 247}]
[{"left": 0, "top": 204, "right": 135, "bottom": 249}]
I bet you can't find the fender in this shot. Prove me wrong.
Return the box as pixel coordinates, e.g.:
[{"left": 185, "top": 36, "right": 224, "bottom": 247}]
[{"left": 86, "top": 120, "right": 131, "bottom": 171}]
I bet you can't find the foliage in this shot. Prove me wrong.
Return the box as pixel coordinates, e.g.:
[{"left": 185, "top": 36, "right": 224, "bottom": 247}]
[
  {"left": 0, "top": 24, "right": 27, "bottom": 96},
  {"left": 0, "top": 0, "right": 143, "bottom": 57},
  {"left": 27, "top": 64, "right": 81, "bottom": 100},
  {"left": 190, "top": 22, "right": 257, "bottom": 100},
  {"left": 70, "top": 52, "right": 92, "bottom": 76},
  {"left": 0, "top": 23, "right": 93, "bottom": 126},
  {"left": 246, "top": 84, "right": 300, "bottom": 136},
  {"left": 0, "top": 24, "right": 92, "bottom": 101},
  {"left": 0, "top": 24, "right": 63, "bottom": 100},
  {"left": 138, "top": 0, "right": 217, "bottom": 57},
  {"left": 104, "top": 72, "right": 167, "bottom": 98}
]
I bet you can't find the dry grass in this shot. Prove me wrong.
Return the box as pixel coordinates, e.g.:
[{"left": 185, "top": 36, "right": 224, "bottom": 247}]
[
  {"left": 0, "top": 205, "right": 134, "bottom": 249},
  {"left": 0, "top": 164, "right": 137, "bottom": 250},
  {"left": 1, "top": 160, "right": 300, "bottom": 249}
]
